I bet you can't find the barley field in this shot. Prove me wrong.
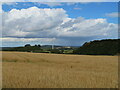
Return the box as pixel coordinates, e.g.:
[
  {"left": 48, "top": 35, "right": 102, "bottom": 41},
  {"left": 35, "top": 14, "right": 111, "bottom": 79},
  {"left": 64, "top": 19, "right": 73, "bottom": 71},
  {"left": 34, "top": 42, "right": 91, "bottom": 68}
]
[{"left": 2, "top": 51, "right": 118, "bottom": 88}]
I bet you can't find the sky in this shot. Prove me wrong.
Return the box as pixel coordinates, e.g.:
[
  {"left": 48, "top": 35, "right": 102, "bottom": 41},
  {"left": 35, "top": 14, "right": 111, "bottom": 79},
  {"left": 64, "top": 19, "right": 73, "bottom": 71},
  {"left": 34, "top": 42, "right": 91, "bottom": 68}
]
[{"left": 1, "top": 2, "right": 119, "bottom": 47}]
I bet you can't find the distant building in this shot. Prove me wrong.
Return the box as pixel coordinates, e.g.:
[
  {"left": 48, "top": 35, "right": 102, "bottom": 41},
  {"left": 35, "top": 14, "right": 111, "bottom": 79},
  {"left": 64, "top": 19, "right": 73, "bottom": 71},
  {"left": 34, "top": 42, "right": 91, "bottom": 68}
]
[
  {"left": 56, "top": 47, "right": 61, "bottom": 49},
  {"left": 64, "top": 46, "right": 71, "bottom": 48}
]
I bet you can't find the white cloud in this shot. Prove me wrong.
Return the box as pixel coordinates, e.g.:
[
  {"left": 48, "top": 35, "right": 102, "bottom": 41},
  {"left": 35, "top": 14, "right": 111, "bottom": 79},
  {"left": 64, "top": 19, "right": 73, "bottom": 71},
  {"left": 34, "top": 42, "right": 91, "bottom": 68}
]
[
  {"left": 106, "top": 12, "right": 119, "bottom": 18},
  {"left": 2, "top": 7, "right": 118, "bottom": 46},
  {"left": 58, "top": 18, "right": 117, "bottom": 37},
  {"left": 3, "top": 7, "right": 68, "bottom": 38},
  {"left": 0, "top": 37, "right": 56, "bottom": 42}
]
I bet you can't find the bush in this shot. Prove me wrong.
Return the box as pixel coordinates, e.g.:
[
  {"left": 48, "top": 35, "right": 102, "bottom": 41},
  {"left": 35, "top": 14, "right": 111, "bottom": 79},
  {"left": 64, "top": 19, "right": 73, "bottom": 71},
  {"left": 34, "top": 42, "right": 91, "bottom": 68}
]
[{"left": 50, "top": 49, "right": 63, "bottom": 54}]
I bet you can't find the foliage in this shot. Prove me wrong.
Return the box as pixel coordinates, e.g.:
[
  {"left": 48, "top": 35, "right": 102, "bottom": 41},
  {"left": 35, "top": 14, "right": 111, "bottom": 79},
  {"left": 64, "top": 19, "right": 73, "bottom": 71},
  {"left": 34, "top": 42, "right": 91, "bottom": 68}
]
[
  {"left": 2, "top": 39, "right": 120, "bottom": 55},
  {"left": 5, "top": 45, "right": 42, "bottom": 52},
  {"left": 24, "top": 44, "right": 31, "bottom": 47},
  {"left": 73, "top": 39, "right": 120, "bottom": 55},
  {"left": 50, "top": 49, "right": 63, "bottom": 54},
  {"left": 63, "top": 50, "right": 73, "bottom": 54}
]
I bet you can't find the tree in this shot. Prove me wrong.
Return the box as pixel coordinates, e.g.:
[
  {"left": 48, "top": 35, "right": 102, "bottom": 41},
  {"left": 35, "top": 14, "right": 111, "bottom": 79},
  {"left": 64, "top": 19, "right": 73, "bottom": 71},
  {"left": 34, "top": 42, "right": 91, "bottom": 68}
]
[
  {"left": 25, "top": 44, "right": 31, "bottom": 47},
  {"left": 73, "top": 39, "right": 119, "bottom": 55},
  {"left": 34, "top": 44, "right": 38, "bottom": 47},
  {"left": 38, "top": 44, "right": 41, "bottom": 47}
]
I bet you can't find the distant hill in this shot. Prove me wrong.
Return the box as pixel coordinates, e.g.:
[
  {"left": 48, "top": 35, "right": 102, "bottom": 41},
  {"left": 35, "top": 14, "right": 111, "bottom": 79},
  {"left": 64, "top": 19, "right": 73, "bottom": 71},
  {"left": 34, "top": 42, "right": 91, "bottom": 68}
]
[{"left": 73, "top": 39, "right": 120, "bottom": 55}]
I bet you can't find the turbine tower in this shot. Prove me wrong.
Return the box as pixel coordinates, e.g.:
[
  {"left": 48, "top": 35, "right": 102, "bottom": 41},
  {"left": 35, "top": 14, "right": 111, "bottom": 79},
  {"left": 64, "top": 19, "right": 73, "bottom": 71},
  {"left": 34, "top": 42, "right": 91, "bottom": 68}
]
[{"left": 52, "top": 45, "right": 54, "bottom": 49}]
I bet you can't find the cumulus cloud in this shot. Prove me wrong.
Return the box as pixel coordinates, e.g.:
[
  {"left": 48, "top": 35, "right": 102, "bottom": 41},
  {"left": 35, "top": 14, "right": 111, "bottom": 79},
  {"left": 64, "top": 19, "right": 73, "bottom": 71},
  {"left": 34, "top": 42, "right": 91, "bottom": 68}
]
[
  {"left": 1, "top": 37, "right": 56, "bottom": 46},
  {"left": 2, "top": 7, "right": 118, "bottom": 46},
  {"left": 58, "top": 18, "right": 117, "bottom": 38},
  {"left": 1, "top": 37, "right": 56, "bottom": 42},
  {"left": 3, "top": 7, "right": 68, "bottom": 38},
  {"left": 106, "top": 12, "right": 120, "bottom": 18}
]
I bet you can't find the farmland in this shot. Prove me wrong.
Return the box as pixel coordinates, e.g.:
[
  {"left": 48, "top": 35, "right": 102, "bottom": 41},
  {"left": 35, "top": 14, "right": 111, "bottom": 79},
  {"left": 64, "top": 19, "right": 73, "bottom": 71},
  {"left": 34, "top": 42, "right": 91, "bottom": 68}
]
[{"left": 2, "top": 51, "right": 118, "bottom": 88}]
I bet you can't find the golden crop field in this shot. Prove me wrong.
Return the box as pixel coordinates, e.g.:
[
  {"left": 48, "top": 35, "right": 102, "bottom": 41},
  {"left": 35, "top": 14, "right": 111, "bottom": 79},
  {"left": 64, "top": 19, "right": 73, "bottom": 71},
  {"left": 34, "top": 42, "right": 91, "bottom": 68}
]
[{"left": 2, "top": 51, "right": 118, "bottom": 88}]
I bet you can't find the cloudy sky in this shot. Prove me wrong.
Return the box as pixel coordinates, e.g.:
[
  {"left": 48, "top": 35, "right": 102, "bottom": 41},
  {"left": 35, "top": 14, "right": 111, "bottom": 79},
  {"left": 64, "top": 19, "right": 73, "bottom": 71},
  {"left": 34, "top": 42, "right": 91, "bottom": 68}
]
[{"left": 1, "top": 2, "right": 118, "bottom": 47}]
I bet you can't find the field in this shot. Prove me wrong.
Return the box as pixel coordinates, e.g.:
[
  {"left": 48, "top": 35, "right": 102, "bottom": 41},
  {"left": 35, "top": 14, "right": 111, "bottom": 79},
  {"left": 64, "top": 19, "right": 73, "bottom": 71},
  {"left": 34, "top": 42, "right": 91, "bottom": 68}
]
[{"left": 2, "top": 51, "right": 118, "bottom": 88}]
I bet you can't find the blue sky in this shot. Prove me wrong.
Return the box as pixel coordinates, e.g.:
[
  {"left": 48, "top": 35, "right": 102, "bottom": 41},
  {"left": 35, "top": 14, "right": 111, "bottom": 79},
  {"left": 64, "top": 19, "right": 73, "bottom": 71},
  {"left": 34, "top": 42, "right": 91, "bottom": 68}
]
[{"left": 1, "top": 2, "right": 118, "bottom": 47}]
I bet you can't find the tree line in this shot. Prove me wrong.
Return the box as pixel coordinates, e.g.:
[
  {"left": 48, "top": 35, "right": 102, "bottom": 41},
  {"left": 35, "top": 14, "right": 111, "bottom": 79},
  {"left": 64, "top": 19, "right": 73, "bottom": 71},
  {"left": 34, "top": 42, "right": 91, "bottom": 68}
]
[
  {"left": 2, "top": 39, "right": 120, "bottom": 55},
  {"left": 73, "top": 39, "right": 120, "bottom": 55}
]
